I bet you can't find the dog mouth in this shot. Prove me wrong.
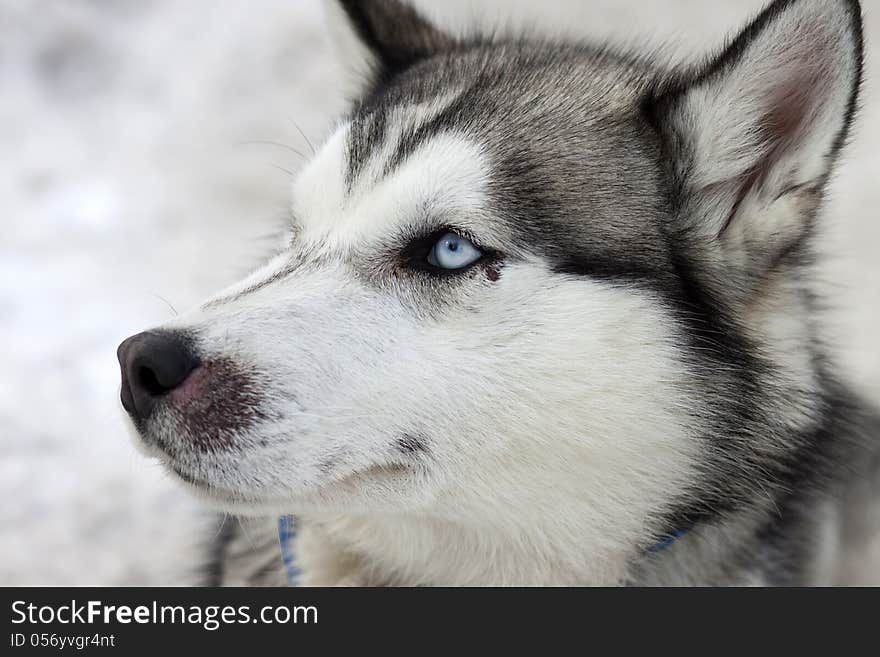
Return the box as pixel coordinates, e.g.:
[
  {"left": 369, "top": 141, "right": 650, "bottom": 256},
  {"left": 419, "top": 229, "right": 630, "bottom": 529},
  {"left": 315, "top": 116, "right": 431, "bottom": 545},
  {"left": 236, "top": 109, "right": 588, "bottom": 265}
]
[{"left": 168, "top": 459, "right": 414, "bottom": 506}]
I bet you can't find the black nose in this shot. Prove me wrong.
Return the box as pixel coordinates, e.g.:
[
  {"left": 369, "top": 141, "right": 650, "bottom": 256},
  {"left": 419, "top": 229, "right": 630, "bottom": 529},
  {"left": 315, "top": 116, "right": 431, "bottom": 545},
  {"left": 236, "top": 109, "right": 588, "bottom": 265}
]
[{"left": 117, "top": 331, "right": 200, "bottom": 421}]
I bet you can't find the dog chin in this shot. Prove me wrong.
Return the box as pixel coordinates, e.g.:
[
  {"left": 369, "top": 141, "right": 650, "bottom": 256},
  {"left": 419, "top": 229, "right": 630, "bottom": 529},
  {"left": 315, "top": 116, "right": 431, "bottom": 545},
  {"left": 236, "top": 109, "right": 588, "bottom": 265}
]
[
  {"left": 161, "top": 463, "right": 283, "bottom": 514},
  {"left": 168, "top": 460, "right": 423, "bottom": 516}
]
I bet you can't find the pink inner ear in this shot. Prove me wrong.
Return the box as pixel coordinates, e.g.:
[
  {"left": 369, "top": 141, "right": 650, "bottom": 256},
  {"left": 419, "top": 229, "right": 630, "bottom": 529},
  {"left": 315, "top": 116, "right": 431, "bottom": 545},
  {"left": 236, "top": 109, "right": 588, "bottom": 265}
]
[
  {"left": 762, "top": 22, "right": 835, "bottom": 152},
  {"left": 765, "top": 76, "right": 817, "bottom": 148},
  {"left": 721, "top": 29, "right": 836, "bottom": 233}
]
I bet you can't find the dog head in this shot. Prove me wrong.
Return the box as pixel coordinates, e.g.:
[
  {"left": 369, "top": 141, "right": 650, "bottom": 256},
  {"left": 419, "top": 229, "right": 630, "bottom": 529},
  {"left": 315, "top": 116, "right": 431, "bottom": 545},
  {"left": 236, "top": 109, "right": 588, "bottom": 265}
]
[{"left": 118, "top": 0, "right": 863, "bottom": 577}]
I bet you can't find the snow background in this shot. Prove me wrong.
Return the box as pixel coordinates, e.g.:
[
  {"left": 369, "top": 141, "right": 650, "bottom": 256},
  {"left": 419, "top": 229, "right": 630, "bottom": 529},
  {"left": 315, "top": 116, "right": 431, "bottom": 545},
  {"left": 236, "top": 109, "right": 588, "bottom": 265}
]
[{"left": 1, "top": 0, "right": 878, "bottom": 585}]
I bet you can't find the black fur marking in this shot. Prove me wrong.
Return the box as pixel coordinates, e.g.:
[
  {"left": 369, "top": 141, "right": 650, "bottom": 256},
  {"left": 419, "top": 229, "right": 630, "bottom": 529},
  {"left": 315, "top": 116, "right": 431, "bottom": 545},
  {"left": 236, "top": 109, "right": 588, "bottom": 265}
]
[
  {"left": 396, "top": 433, "right": 429, "bottom": 455},
  {"left": 347, "top": 108, "right": 389, "bottom": 190},
  {"left": 750, "top": 381, "right": 874, "bottom": 585},
  {"left": 382, "top": 89, "right": 475, "bottom": 180},
  {"left": 202, "top": 516, "right": 236, "bottom": 587},
  {"left": 250, "top": 549, "right": 287, "bottom": 584},
  {"left": 336, "top": 0, "right": 455, "bottom": 86}
]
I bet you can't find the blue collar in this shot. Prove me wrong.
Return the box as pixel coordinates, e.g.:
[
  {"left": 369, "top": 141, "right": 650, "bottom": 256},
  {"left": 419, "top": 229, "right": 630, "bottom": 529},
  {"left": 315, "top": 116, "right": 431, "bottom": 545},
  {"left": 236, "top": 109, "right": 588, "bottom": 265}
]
[
  {"left": 646, "top": 525, "right": 691, "bottom": 555},
  {"left": 277, "top": 515, "right": 300, "bottom": 586}
]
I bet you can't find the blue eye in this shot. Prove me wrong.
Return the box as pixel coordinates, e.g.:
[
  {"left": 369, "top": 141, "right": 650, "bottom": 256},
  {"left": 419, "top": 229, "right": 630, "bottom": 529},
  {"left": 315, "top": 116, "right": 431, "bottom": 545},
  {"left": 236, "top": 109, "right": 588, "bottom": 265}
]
[{"left": 427, "top": 232, "right": 482, "bottom": 270}]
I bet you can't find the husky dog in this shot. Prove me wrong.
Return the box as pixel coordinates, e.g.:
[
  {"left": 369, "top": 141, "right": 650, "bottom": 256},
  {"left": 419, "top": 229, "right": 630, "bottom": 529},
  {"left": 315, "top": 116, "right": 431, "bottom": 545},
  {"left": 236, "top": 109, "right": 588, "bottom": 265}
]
[{"left": 117, "top": 0, "right": 879, "bottom": 585}]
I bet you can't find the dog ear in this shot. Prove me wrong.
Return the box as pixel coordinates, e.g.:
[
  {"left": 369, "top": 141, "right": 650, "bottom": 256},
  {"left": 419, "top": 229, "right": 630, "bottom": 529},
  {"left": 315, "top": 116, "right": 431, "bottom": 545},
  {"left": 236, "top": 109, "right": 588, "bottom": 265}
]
[
  {"left": 324, "top": 0, "right": 456, "bottom": 100},
  {"left": 648, "top": 0, "right": 863, "bottom": 284}
]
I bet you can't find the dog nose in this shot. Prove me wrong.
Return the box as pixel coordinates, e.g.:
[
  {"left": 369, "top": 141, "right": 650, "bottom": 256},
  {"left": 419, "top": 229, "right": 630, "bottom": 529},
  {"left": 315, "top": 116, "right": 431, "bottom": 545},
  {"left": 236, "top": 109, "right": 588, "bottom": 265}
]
[{"left": 117, "top": 331, "right": 200, "bottom": 421}]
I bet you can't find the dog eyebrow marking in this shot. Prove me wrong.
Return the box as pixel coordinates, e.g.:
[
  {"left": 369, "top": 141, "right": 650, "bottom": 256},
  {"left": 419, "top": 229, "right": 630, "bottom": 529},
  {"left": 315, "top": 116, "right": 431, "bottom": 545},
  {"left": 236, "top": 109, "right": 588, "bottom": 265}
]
[
  {"left": 345, "top": 89, "right": 470, "bottom": 193},
  {"left": 346, "top": 109, "right": 389, "bottom": 191},
  {"left": 382, "top": 92, "right": 474, "bottom": 181},
  {"left": 396, "top": 433, "right": 429, "bottom": 455}
]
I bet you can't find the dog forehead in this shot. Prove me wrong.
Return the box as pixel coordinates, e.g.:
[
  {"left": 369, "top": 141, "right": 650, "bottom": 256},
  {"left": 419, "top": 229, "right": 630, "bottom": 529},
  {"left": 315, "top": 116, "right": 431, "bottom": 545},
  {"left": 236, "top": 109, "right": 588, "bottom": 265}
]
[
  {"left": 287, "top": 44, "right": 668, "bottom": 271},
  {"left": 291, "top": 117, "right": 490, "bottom": 251}
]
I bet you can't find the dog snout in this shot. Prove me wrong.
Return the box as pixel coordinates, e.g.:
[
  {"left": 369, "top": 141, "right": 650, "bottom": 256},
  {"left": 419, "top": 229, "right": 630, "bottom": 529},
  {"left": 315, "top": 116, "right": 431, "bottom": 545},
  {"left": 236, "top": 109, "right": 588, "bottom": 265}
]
[{"left": 117, "top": 331, "right": 201, "bottom": 421}]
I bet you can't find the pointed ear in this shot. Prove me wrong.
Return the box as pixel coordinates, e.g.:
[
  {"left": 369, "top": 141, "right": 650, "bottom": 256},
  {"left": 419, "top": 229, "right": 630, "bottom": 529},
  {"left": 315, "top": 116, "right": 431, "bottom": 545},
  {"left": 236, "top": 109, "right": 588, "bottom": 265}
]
[
  {"left": 323, "top": 0, "right": 456, "bottom": 100},
  {"left": 648, "top": 0, "right": 863, "bottom": 279}
]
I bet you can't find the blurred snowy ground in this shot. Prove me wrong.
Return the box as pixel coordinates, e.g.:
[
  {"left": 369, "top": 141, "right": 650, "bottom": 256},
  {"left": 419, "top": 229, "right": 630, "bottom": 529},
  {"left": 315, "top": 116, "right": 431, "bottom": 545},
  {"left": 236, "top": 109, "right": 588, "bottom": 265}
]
[{"left": 1, "top": 0, "right": 878, "bottom": 585}]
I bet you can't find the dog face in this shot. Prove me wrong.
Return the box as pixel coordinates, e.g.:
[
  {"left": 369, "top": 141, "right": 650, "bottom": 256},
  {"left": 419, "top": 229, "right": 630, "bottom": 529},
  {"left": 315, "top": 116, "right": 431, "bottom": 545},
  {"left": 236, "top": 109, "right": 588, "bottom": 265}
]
[{"left": 118, "top": 0, "right": 862, "bottom": 566}]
